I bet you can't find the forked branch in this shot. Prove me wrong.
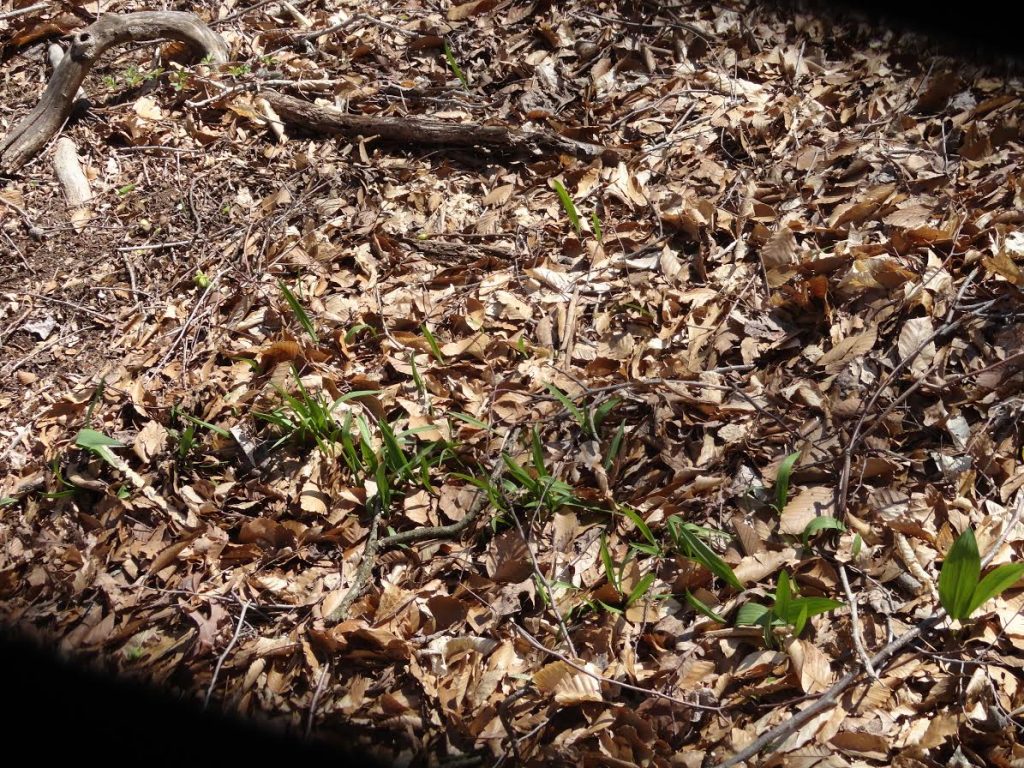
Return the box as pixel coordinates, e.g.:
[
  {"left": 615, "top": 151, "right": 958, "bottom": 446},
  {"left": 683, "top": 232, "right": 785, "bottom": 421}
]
[{"left": 0, "top": 12, "right": 229, "bottom": 173}]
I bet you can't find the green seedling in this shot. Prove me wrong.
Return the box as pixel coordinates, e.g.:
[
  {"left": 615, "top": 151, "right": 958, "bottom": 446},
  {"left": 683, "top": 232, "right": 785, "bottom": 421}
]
[
  {"left": 228, "top": 63, "right": 251, "bottom": 77},
  {"left": 443, "top": 40, "right": 469, "bottom": 89},
  {"left": 194, "top": 271, "right": 211, "bottom": 289},
  {"left": 170, "top": 407, "right": 230, "bottom": 460},
  {"left": 551, "top": 178, "right": 581, "bottom": 235},
  {"left": 279, "top": 281, "right": 319, "bottom": 344},
  {"left": 75, "top": 428, "right": 126, "bottom": 469},
  {"left": 254, "top": 368, "right": 376, "bottom": 454},
  {"left": 420, "top": 324, "right": 446, "bottom": 364},
  {"left": 598, "top": 535, "right": 658, "bottom": 611},
  {"left": 802, "top": 516, "right": 845, "bottom": 547},
  {"left": 735, "top": 571, "right": 842, "bottom": 646},
  {"left": 545, "top": 382, "right": 620, "bottom": 439},
  {"left": 117, "top": 183, "right": 137, "bottom": 197},
  {"left": 603, "top": 421, "right": 626, "bottom": 472},
  {"left": 774, "top": 451, "right": 800, "bottom": 511},
  {"left": 939, "top": 527, "right": 1024, "bottom": 622},
  {"left": 590, "top": 211, "right": 603, "bottom": 242},
  {"left": 170, "top": 69, "right": 190, "bottom": 92},
  {"left": 684, "top": 589, "right": 728, "bottom": 624},
  {"left": 344, "top": 323, "right": 376, "bottom": 344},
  {"left": 666, "top": 514, "right": 743, "bottom": 589}
]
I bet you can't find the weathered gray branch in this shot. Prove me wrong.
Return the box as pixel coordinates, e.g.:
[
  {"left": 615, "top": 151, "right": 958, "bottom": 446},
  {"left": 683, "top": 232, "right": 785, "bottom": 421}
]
[{"left": 0, "top": 12, "right": 228, "bottom": 173}]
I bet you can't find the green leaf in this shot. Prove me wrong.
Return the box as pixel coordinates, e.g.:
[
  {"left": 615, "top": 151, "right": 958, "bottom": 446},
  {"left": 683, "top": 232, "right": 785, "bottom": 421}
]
[
  {"left": 967, "top": 562, "right": 1024, "bottom": 617},
  {"left": 735, "top": 602, "right": 771, "bottom": 627},
  {"left": 278, "top": 281, "right": 319, "bottom": 344},
  {"left": 599, "top": 533, "right": 619, "bottom": 591},
  {"left": 784, "top": 596, "right": 842, "bottom": 627},
  {"left": 684, "top": 589, "right": 726, "bottom": 624},
  {"left": 939, "top": 528, "right": 982, "bottom": 620},
  {"left": 545, "top": 383, "right": 585, "bottom": 430},
  {"left": 791, "top": 602, "right": 810, "bottom": 637},
  {"left": 75, "top": 428, "right": 125, "bottom": 467},
  {"left": 668, "top": 515, "right": 743, "bottom": 590},
  {"left": 775, "top": 571, "right": 793, "bottom": 620},
  {"left": 420, "top": 324, "right": 446, "bottom": 364},
  {"left": 443, "top": 40, "right": 469, "bottom": 88},
  {"left": 448, "top": 411, "right": 491, "bottom": 431},
  {"left": 592, "top": 397, "right": 620, "bottom": 431},
  {"left": 625, "top": 571, "right": 656, "bottom": 608},
  {"left": 774, "top": 451, "right": 800, "bottom": 511},
  {"left": 802, "top": 515, "right": 845, "bottom": 546},
  {"left": 590, "top": 210, "right": 603, "bottom": 242},
  {"left": 551, "top": 178, "right": 581, "bottom": 235},
  {"left": 620, "top": 505, "right": 657, "bottom": 548}
]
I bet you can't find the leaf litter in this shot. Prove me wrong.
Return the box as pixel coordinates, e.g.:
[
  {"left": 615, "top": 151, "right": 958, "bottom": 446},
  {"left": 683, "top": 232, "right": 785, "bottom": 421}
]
[{"left": 2, "top": 1, "right": 1024, "bottom": 766}]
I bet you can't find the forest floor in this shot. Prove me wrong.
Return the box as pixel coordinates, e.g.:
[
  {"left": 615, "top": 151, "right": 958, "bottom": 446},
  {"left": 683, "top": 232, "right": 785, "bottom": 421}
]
[{"left": 2, "top": 1, "right": 1024, "bottom": 766}]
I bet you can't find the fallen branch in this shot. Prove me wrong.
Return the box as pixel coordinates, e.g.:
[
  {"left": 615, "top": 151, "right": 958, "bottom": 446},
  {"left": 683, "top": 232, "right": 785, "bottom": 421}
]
[
  {"left": 261, "top": 90, "right": 612, "bottom": 160},
  {"left": 0, "top": 2, "right": 47, "bottom": 21},
  {"left": 0, "top": 11, "right": 229, "bottom": 173}
]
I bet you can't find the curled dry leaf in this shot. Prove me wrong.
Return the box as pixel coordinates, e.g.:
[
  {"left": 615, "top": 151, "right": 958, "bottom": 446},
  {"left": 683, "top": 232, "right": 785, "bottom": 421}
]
[{"left": 532, "top": 660, "right": 603, "bottom": 705}]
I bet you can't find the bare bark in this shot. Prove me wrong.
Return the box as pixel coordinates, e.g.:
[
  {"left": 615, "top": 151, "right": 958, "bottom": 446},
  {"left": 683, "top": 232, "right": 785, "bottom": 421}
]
[
  {"left": 0, "top": 12, "right": 228, "bottom": 173},
  {"left": 262, "top": 90, "right": 611, "bottom": 160},
  {"left": 53, "top": 137, "right": 90, "bottom": 204}
]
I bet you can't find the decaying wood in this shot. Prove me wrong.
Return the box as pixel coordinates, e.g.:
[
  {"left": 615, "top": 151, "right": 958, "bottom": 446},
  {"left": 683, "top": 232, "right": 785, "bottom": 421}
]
[
  {"left": 53, "top": 137, "right": 92, "bottom": 230},
  {"left": 262, "top": 90, "right": 611, "bottom": 160},
  {"left": 0, "top": 11, "right": 229, "bottom": 173}
]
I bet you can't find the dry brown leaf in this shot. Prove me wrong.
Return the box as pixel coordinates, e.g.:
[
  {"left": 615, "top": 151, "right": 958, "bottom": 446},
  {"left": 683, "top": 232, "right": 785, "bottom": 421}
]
[{"left": 532, "top": 660, "right": 603, "bottom": 705}]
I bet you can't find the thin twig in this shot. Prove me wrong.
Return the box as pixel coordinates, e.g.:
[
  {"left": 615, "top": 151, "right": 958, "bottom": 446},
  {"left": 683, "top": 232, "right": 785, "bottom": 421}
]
[
  {"left": 0, "top": 2, "right": 47, "bottom": 21},
  {"left": 497, "top": 685, "right": 531, "bottom": 764},
  {"left": 324, "top": 502, "right": 384, "bottom": 623},
  {"left": 713, "top": 612, "right": 945, "bottom": 767},
  {"left": 204, "top": 599, "right": 250, "bottom": 709},
  {"left": 838, "top": 564, "right": 878, "bottom": 680},
  {"left": 305, "top": 662, "right": 330, "bottom": 738}
]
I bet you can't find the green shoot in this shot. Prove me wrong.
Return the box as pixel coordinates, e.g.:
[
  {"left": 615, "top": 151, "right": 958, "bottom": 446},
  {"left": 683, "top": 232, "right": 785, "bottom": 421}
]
[
  {"left": 802, "top": 516, "right": 845, "bottom": 547},
  {"left": 667, "top": 514, "right": 743, "bottom": 589},
  {"left": 75, "top": 428, "right": 126, "bottom": 469},
  {"left": 421, "top": 324, "right": 446, "bottom": 364},
  {"left": 939, "top": 528, "right": 1024, "bottom": 621},
  {"left": 774, "top": 451, "right": 801, "bottom": 511},
  {"left": 551, "top": 178, "right": 581, "bottom": 235},
  {"left": 735, "top": 571, "right": 842, "bottom": 646},
  {"left": 443, "top": 40, "right": 469, "bottom": 89},
  {"left": 279, "top": 281, "right": 319, "bottom": 344}
]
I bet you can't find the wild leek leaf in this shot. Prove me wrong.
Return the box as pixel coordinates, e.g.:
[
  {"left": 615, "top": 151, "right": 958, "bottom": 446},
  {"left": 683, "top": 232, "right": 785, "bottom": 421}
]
[
  {"left": 940, "top": 527, "right": 1024, "bottom": 620},
  {"left": 939, "top": 528, "right": 982, "bottom": 620},
  {"left": 551, "top": 178, "right": 581, "bottom": 235},
  {"left": 774, "top": 451, "right": 800, "bottom": 511}
]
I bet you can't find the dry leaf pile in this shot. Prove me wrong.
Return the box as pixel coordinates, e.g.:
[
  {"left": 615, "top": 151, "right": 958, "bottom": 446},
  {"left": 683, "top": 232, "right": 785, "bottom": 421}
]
[{"left": 2, "top": 1, "right": 1024, "bottom": 766}]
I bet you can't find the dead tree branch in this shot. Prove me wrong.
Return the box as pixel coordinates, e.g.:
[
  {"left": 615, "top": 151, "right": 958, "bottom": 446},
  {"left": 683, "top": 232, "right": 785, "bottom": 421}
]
[
  {"left": 0, "top": 11, "right": 229, "bottom": 173},
  {"left": 261, "top": 90, "right": 611, "bottom": 160}
]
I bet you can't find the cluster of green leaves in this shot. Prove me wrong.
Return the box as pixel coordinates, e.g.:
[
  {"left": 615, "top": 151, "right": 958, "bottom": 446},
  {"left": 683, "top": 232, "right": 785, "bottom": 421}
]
[
  {"left": 253, "top": 370, "right": 374, "bottom": 454},
  {"left": 736, "top": 571, "right": 843, "bottom": 646},
  {"left": 545, "top": 383, "right": 621, "bottom": 444},
  {"left": 939, "top": 528, "right": 1024, "bottom": 622},
  {"left": 335, "top": 410, "right": 449, "bottom": 512}
]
